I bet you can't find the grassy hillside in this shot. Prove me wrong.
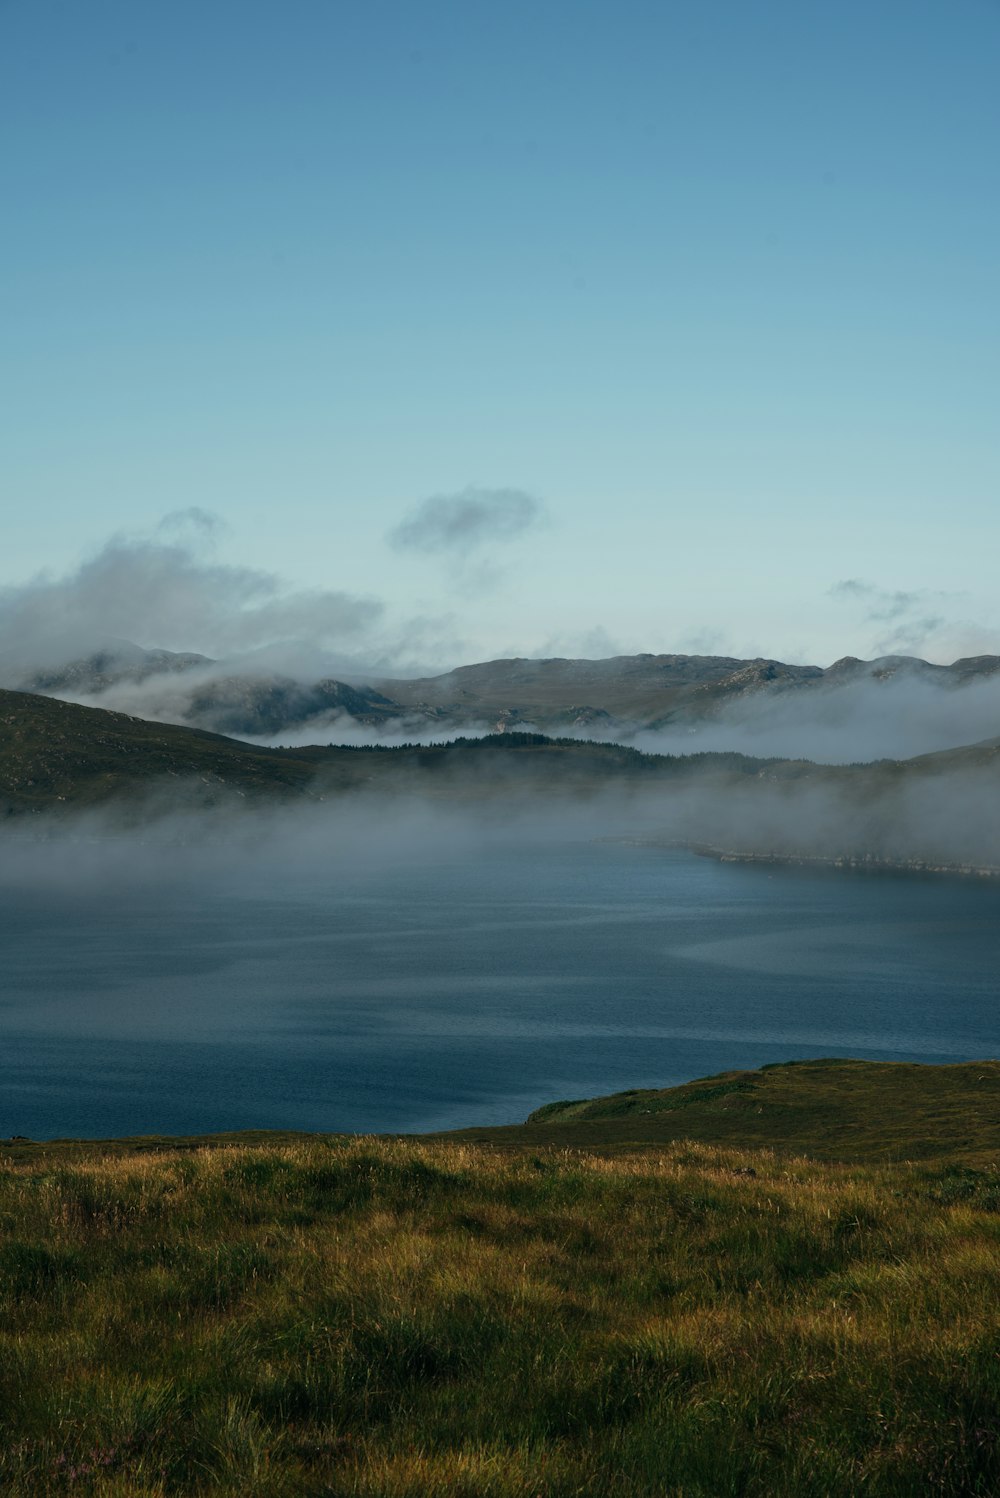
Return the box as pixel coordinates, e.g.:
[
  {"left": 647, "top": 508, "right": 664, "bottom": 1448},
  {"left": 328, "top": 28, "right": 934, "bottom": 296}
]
[
  {"left": 0, "top": 689, "right": 771, "bottom": 817},
  {"left": 1, "top": 1129, "right": 998, "bottom": 1496},
  {"left": 2, "top": 1061, "right": 999, "bottom": 1494},
  {"left": 0, "top": 689, "right": 332, "bottom": 813},
  {"left": 443, "top": 1058, "right": 1000, "bottom": 1165}
]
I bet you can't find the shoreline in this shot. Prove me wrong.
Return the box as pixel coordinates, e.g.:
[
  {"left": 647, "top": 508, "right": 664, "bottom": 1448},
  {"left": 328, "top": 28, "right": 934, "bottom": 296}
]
[
  {"left": 689, "top": 843, "right": 1000, "bottom": 880},
  {"left": 606, "top": 835, "right": 1000, "bottom": 881}
]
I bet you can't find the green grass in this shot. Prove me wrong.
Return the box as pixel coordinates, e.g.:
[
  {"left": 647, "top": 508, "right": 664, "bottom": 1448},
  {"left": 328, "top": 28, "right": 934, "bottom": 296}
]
[
  {"left": 2, "top": 1060, "right": 1000, "bottom": 1494},
  {"left": 444, "top": 1058, "right": 1000, "bottom": 1165}
]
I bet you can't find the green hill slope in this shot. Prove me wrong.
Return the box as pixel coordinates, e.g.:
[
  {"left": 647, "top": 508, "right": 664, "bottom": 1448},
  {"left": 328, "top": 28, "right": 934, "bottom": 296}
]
[
  {"left": 0, "top": 688, "right": 332, "bottom": 813},
  {"left": 0, "top": 689, "right": 768, "bottom": 817},
  {"left": 440, "top": 1058, "right": 1000, "bottom": 1165}
]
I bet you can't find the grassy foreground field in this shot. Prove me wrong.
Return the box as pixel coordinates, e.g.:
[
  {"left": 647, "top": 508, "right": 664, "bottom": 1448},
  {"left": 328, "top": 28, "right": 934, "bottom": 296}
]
[{"left": 3, "top": 1091, "right": 1000, "bottom": 1496}]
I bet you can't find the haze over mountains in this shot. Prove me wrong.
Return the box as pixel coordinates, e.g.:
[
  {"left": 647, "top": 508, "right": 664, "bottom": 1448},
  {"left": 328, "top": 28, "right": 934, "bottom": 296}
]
[
  {"left": 5, "top": 638, "right": 1000, "bottom": 764},
  {"left": 6, "top": 625, "right": 1000, "bottom": 879},
  {"left": 4, "top": 678, "right": 1000, "bottom": 878}
]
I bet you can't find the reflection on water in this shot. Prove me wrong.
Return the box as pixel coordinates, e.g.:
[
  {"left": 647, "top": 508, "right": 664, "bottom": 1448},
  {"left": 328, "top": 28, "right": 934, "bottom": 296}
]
[{"left": 3, "top": 843, "right": 999, "bottom": 1138}]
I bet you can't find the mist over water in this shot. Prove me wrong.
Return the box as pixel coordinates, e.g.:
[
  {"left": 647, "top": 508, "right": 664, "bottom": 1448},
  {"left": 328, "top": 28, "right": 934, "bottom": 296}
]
[{"left": 3, "top": 818, "right": 1000, "bottom": 1140}]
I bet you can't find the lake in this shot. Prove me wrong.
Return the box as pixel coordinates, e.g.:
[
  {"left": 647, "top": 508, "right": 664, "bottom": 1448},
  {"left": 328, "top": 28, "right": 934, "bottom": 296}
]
[{"left": 3, "top": 834, "right": 1000, "bottom": 1139}]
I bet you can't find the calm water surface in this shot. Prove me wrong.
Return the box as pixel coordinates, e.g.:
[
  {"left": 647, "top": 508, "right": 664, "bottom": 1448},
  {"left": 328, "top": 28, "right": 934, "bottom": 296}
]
[{"left": 3, "top": 841, "right": 1000, "bottom": 1138}]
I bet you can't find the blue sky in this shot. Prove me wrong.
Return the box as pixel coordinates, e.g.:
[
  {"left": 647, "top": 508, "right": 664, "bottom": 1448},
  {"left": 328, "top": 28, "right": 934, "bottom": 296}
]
[{"left": 3, "top": 0, "right": 998, "bottom": 670}]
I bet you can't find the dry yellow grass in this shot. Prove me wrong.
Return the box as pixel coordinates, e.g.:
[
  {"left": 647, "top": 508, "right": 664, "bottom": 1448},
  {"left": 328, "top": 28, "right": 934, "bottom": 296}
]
[{"left": 0, "top": 1136, "right": 998, "bottom": 1494}]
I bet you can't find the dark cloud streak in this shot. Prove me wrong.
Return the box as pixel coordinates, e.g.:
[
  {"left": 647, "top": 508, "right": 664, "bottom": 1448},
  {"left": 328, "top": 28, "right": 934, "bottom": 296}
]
[
  {"left": 829, "top": 578, "right": 950, "bottom": 655},
  {"left": 387, "top": 486, "right": 543, "bottom": 558}
]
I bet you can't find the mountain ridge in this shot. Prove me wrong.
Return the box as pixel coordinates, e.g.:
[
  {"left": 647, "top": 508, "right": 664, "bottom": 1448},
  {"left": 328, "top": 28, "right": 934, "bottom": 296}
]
[{"left": 7, "top": 641, "right": 1000, "bottom": 741}]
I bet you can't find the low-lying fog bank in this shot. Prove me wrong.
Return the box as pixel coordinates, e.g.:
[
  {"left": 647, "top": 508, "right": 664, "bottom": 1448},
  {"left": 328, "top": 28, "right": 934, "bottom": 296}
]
[
  {"left": 4, "top": 747, "right": 1000, "bottom": 894},
  {"left": 627, "top": 671, "right": 1000, "bottom": 765},
  {"left": 5, "top": 675, "right": 1000, "bottom": 882}
]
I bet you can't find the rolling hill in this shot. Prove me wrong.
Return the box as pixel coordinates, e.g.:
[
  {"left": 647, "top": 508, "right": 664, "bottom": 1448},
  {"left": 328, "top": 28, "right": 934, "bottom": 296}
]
[{"left": 438, "top": 1057, "right": 1000, "bottom": 1165}]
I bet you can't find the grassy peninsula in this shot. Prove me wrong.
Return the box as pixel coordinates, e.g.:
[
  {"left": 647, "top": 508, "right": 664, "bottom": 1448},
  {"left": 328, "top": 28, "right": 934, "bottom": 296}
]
[
  {"left": 3, "top": 1060, "right": 1000, "bottom": 1496},
  {"left": 444, "top": 1057, "right": 1000, "bottom": 1164}
]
